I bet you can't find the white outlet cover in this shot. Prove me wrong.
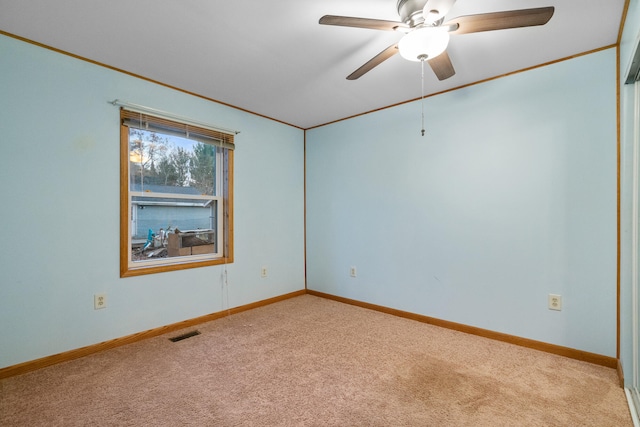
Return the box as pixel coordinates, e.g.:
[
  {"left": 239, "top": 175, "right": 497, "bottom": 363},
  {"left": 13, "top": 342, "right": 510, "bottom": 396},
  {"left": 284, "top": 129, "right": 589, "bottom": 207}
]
[
  {"left": 94, "top": 293, "right": 107, "bottom": 310},
  {"left": 548, "top": 294, "right": 562, "bottom": 311}
]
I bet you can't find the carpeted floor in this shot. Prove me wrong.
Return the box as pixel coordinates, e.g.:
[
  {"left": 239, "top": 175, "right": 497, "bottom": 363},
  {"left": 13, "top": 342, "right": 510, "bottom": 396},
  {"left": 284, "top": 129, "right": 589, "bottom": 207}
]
[{"left": 0, "top": 294, "right": 633, "bottom": 426}]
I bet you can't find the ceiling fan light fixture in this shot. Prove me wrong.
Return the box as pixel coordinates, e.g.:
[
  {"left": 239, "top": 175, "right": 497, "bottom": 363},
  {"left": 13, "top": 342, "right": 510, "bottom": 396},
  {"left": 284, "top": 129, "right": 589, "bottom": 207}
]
[{"left": 398, "top": 27, "right": 450, "bottom": 62}]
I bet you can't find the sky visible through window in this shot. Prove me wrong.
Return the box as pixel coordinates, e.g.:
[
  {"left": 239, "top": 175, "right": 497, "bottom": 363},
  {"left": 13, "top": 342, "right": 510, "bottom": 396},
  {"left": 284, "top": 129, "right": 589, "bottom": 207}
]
[{"left": 129, "top": 129, "right": 216, "bottom": 196}]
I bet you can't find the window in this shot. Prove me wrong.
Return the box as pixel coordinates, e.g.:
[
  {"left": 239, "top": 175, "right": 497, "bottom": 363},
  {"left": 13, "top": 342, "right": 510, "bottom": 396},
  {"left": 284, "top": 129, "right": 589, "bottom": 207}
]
[{"left": 120, "top": 109, "right": 234, "bottom": 277}]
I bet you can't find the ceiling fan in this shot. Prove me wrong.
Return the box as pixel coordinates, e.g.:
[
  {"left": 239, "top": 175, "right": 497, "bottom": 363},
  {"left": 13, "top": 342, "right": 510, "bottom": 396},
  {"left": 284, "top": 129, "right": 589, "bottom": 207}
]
[{"left": 319, "top": 0, "right": 554, "bottom": 81}]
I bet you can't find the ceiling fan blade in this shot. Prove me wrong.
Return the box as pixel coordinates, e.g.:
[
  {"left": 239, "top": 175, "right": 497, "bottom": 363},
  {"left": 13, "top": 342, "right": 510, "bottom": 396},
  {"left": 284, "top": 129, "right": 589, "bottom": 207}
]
[
  {"left": 445, "top": 7, "right": 554, "bottom": 35},
  {"left": 428, "top": 51, "right": 456, "bottom": 80},
  {"left": 319, "top": 15, "right": 409, "bottom": 32},
  {"left": 347, "top": 44, "right": 399, "bottom": 80}
]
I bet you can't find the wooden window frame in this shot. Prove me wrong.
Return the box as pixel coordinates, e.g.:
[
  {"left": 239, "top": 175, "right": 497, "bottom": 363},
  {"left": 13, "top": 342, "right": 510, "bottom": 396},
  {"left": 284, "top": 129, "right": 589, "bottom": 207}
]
[{"left": 119, "top": 110, "right": 234, "bottom": 277}]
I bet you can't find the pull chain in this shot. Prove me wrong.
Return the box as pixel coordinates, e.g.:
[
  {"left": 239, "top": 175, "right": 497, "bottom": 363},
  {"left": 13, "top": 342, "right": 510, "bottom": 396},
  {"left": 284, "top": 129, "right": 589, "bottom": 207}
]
[{"left": 419, "top": 55, "right": 427, "bottom": 137}]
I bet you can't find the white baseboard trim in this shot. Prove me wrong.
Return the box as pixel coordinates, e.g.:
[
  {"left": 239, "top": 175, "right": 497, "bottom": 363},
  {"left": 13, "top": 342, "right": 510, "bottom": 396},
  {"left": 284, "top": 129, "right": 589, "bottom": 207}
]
[{"left": 625, "top": 388, "right": 640, "bottom": 427}]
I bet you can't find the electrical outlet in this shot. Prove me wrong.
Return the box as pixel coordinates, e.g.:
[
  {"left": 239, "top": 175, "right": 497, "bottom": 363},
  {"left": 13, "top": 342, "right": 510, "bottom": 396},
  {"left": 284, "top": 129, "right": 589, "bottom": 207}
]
[
  {"left": 350, "top": 266, "right": 357, "bottom": 278},
  {"left": 261, "top": 266, "right": 268, "bottom": 278},
  {"left": 94, "top": 293, "right": 107, "bottom": 310},
  {"left": 548, "top": 294, "right": 562, "bottom": 311}
]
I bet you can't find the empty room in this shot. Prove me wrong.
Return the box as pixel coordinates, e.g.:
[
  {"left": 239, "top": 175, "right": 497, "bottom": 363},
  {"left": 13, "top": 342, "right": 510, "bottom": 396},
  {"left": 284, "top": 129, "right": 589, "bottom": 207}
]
[{"left": 1, "top": 0, "right": 640, "bottom": 425}]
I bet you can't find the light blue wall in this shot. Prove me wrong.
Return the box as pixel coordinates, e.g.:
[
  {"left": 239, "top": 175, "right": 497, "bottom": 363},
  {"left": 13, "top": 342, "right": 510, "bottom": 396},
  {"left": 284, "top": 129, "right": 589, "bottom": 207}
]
[
  {"left": 0, "top": 34, "right": 305, "bottom": 368},
  {"left": 307, "top": 48, "right": 618, "bottom": 356},
  {"left": 0, "top": 24, "right": 623, "bottom": 370},
  {"left": 620, "top": 0, "right": 640, "bottom": 385}
]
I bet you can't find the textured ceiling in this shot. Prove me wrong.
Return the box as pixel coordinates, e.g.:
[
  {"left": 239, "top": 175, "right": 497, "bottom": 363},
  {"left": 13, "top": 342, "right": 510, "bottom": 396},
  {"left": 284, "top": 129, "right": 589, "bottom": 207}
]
[{"left": 0, "top": 0, "right": 626, "bottom": 128}]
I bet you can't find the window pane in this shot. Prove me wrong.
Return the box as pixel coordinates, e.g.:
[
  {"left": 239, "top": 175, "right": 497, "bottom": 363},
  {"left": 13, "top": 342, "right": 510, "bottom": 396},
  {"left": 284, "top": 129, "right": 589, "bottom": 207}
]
[
  {"left": 129, "top": 128, "right": 216, "bottom": 196},
  {"left": 131, "top": 197, "right": 218, "bottom": 262}
]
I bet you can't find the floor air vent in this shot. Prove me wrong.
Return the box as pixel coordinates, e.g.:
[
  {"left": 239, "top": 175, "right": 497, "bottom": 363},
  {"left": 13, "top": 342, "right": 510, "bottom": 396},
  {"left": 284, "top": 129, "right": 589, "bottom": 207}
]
[{"left": 169, "top": 330, "right": 201, "bottom": 342}]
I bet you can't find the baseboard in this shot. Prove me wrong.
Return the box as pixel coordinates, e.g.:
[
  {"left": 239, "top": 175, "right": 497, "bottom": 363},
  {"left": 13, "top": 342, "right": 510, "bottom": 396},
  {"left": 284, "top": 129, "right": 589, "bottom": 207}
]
[
  {"left": 619, "top": 359, "right": 626, "bottom": 388},
  {"left": 626, "top": 388, "right": 640, "bottom": 427},
  {"left": 307, "top": 289, "right": 619, "bottom": 370},
  {"left": 0, "top": 289, "right": 306, "bottom": 380},
  {"left": 1, "top": 288, "right": 618, "bottom": 380}
]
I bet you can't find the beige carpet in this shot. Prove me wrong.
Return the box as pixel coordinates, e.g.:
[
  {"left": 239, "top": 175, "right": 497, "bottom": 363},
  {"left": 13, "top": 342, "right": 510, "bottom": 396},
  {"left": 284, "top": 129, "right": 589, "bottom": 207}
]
[{"left": 0, "top": 295, "right": 632, "bottom": 426}]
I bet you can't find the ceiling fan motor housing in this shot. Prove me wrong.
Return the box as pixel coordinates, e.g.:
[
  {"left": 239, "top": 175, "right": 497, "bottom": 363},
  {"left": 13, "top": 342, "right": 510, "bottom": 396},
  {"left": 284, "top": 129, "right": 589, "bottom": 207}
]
[
  {"left": 397, "top": 0, "right": 456, "bottom": 27},
  {"left": 397, "top": 0, "right": 430, "bottom": 27}
]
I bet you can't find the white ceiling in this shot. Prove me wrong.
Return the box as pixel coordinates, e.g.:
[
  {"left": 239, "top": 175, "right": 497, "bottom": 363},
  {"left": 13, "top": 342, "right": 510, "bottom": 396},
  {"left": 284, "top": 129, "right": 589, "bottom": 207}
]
[{"left": 0, "top": 0, "right": 626, "bottom": 129}]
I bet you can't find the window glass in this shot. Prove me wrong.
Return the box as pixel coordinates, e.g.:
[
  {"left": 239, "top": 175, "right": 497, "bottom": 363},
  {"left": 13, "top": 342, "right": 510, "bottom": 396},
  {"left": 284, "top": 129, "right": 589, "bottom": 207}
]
[{"left": 120, "top": 110, "right": 233, "bottom": 277}]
